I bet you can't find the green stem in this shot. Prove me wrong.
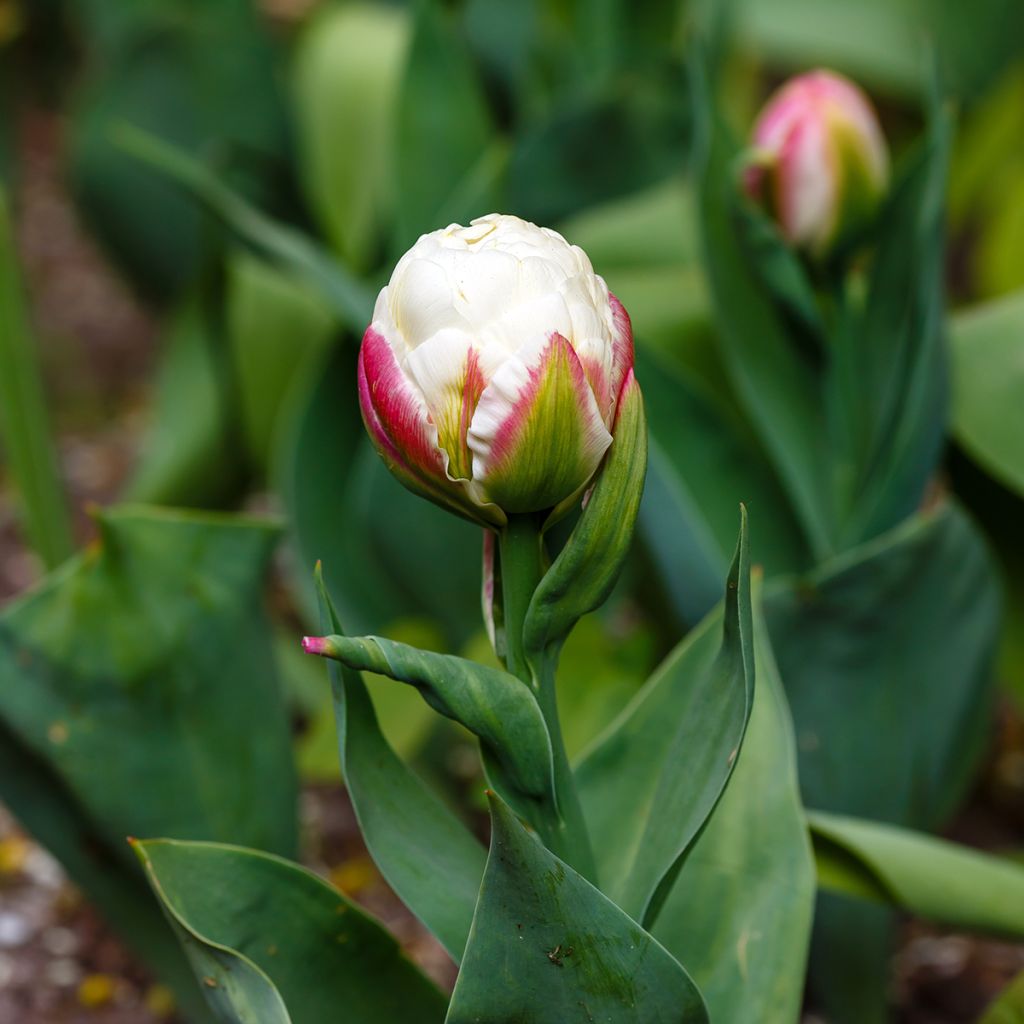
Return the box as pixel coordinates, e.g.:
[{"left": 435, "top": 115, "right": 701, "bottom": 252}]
[{"left": 498, "top": 514, "right": 598, "bottom": 884}]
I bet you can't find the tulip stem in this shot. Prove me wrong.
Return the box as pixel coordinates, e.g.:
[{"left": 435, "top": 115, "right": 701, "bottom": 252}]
[{"left": 498, "top": 515, "right": 598, "bottom": 883}]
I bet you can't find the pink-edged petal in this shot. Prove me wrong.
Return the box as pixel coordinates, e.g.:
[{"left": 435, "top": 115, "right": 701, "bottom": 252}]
[
  {"left": 775, "top": 112, "right": 835, "bottom": 248},
  {"left": 467, "top": 331, "right": 613, "bottom": 514},
  {"left": 405, "top": 328, "right": 494, "bottom": 480},
  {"left": 607, "top": 292, "right": 635, "bottom": 417}
]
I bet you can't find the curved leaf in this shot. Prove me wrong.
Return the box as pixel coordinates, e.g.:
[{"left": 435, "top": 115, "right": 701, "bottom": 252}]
[
  {"left": 292, "top": 3, "right": 409, "bottom": 271},
  {"left": 951, "top": 289, "right": 1024, "bottom": 498},
  {"left": 810, "top": 811, "right": 1024, "bottom": 939},
  {"left": 308, "top": 633, "right": 554, "bottom": 808},
  {"left": 524, "top": 372, "right": 647, "bottom": 661},
  {"left": 135, "top": 839, "right": 446, "bottom": 1024},
  {"left": 446, "top": 793, "right": 709, "bottom": 1024},
  {"left": 575, "top": 510, "right": 753, "bottom": 926},
  {"left": 653, "top": 598, "right": 815, "bottom": 1023},
  {"left": 315, "top": 570, "right": 485, "bottom": 962}
]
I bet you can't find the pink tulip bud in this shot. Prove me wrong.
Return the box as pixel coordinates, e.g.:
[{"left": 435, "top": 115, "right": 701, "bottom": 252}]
[
  {"left": 358, "top": 214, "right": 636, "bottom": 527},
  {"left": 745, "top": 70, "right": 889, "bottom": 255}
]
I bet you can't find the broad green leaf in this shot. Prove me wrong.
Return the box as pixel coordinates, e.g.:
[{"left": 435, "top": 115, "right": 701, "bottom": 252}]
[
  {"left": 114, "top": 124, "right": 375, "bottom": 329},
  {"left": 395, "top": 0, "right": 497, "bottom": 243},
  {"left": 576, "top": 511, "right": 753, "bottom": 926},
  {"left": 638, "top": 345, "right": 811, "bottom": 627},
  {"left": 68, "top": 0, "right": 287, "bottom": 298},
  {"left": 276, "top": 345, "right": 482, "bottom": 642},
  {"left": 310, "top": 634, "right": 555, "bottom": 812},
  {"left": 509, "top": 74, "right": 690, "bottom": 226},
  {"left": 736, "top": 0, "right": 1024, "bottom": 102},
  {"left": 0, "top": 189, "right": 73, "bottom": 568},
  {"left": 125, "top": 292, "right": 243, "bottom": 508},
  {"left": 654, "top": 598, "right": 815, "bottom": 1023},
  {"left": 136, "top": 839, "right": 446, "bottom": 1024},
  {"left": 810, "top": 811, "right": 1024, "bottom": 938},
  {"left": 0, "top": 506, "right": 296, "bottom": 1011},
  {"left": 981, "top": 971, "right": 1024, "bottom": 1023},
  {"left": 839, "top": 92, "right": 950, "bottom": 545},
  {"left": 292, "top": 4, "right": 410, "bottom": 271},
  {"left": 446, "top": 793, "right": 709, "bottom": 1024},
  {"left": 692, "top": 55, "right": 833, "bottom": 559},
  {"left": 315, "top": 570, "right": 485, "bottom": 961},
  {"left": 524, "top": 373, "right": 648, "bottom": 661},
  {"left": 951, "top": 290, "right": 1024, "bottom": 498},
  {"left": 764, "top": 499, "right": 1001, "bottom": 829},
  {"left": 225, "top": 251, "right": 336, "bottom": 470}
]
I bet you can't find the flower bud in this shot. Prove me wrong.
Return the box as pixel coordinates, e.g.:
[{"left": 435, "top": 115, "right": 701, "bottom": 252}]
[
  {"left": 358, "top": 213, "right": 635, "bottom": 527},
  {"left": 745, "top": 69, "right": 889, "bottom": 255}
]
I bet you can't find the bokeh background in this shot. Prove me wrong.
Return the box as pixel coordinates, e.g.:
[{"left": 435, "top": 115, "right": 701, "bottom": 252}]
[{"left": 1, "top": 0, "right": 1023, "bottom": 1021}]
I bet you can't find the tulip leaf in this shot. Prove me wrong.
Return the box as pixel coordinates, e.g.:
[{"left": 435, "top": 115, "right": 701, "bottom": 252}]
[
  {"left": 810, "top": 811, "right": 1024, "bottom": 938},
  {"left": 950, "top": 289, "right": 1024, "bottom": 499},
  {"left": 0, "top": 506, "right": 296, "bottom": 1016},
  {"left": 292, "top": 3, "right": 410, "bottom": 271},
  {"left": 0, "top": 190, "right": 73, "bottom": 568},
  {"left": 764, "top": 499, "right": 1000, "bottom": 1020},
  {"left": 446, "top": 793, "right": 709, "bottom": 1024},
  {"left": 225, "top": 251, "right": 336, "bottom": 471},
  {"left": 396, "top": 0, "right": 498, "bottom": 243},
  {"left": 981, "top": 971, "right": 1024, "bottom": 1024},
  {"left": 692, "top": 54, "right": 833, "bottom": 560},
  {"left": 838, "top": 88, "right": 950, "bottom": 544},
  {"left": 653, "top": 596, "right": 815, "bottom": 1024},
  {"left": 125, "top": 293, "right": 244, "bottom": 508},
  {"left": 310, "top": 633, "right": 555, "bottom": 815},
  {"left": 638, "top": 346, "right": 812, "bottom": 626},
  {"left": 114, "top": 123, "right": 375, "bottom": 329},
  {"left": 764, "top": 499, "right": 1000, "bottom": 829},
  {"left": 575, "top": 509, "right": 753, "bottom": 926},
  {"left": 68, "top": 0, "right": 288, "bottom": 298},
  {"left": 524, "top": 371, "right": 648, "bottom": 661},
  {"left": 315, "top": 570, "right": 485, "bottom": 962},
  {"left": 277, "top": 345, "right": 482, "bottom": 642},
  {"left": 135, "top": 839, "right": 446, "bottom": 1024}
]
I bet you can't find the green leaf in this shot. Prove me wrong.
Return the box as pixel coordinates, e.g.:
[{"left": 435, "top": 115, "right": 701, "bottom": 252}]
[
  {"left": 276, "top": 345, "right": 483, "bottom": 642},
  {"left": 764, "top": 499, "right": 1001, "bottom": 829},
  {"left": 524, "top": 372, "right": 647, "bottom": 661},
  {"left": 395, "top": 0, "right": 498, "bottom": 243},
  {"left": 67, "top": 0, "right": 287, "bottom": 298},
  {"left": 0, "top": 506, "right": 296, "bottom": 1011},
  {"left": 0, "top": 188, "right": 73, "bottom": 568},
  {"left": 509, "top": 74, "right": 690, "bottom": 226},
  {"left": 839, "top": 92, "right": 951, "bottom": 544},
  {"left": 810, "top": 811, "right": 1024, "bottom": 939},
  {"left": 638, "top": 346, "right": 811, "bottom": 626},
  {"left": 691, "top": 54, "right": 832, "bottom": 558},
  {"left": 292, "top": 3, "right": 410, "bottom": 271},
  {"left": 981, "top": 971, "right": 1024, "bottom": 1024},
  {"left": 446, "top": 793, "right": 709, "bottom": 1024},
  {"left": 114, "top": 124, "right": 375, "bottom": 329},
  {"left": 310, "top": 634, "right": 555, "bottom": 815},
  {"left": 575, "top": 510, "right": 753, "bottom": 926},
  {"left": 125, "top": 292, "right": 244, "bottom": 508},
  {"left": 653, "top": 596, "right": 815, "bottom": 1023},
  {"left": 225, "top": 251, "right": 336, "bottom": 470},
  {"left": 315, "top": 570, "right": 485, "bottom": 962},
  {"left": 135, "top": 839, "right": 446, "bottom": 1024},
  {"left": 951, "top": 290, "right": 1024, "bottom": 498}
]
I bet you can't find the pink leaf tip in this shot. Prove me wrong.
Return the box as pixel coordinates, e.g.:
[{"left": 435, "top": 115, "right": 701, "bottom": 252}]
[{"left": 302, "top": 636, "right": 330, "bottom": 657}]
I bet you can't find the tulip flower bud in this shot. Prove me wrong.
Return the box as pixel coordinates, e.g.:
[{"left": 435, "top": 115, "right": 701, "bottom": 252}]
[
  {"left": 358, "top": 214, "right": 635, "bottom": 527},
  {"left": 745, "top": 69, "right": 889, "bottom": 256}
]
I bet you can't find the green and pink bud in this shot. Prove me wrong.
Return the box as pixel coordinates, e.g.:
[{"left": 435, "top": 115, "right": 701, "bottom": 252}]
[
  {"left": 745, "top": 69, "right": 889, "bottom": 256},
  {"left": 357, "top": 214, "right": 635, "bottom": 528}
]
